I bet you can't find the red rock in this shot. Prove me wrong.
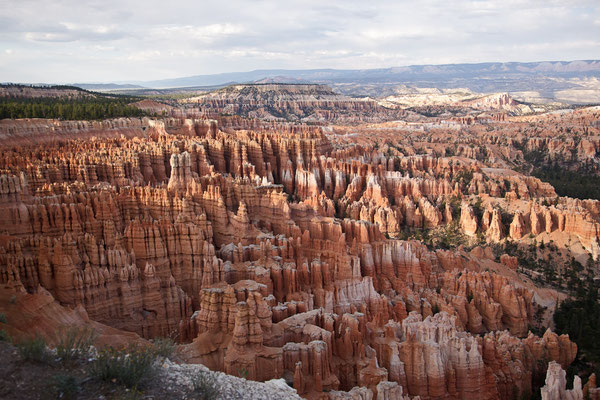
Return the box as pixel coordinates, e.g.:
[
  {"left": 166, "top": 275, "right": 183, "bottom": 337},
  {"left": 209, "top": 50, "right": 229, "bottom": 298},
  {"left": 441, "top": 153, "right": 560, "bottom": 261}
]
[{"left": 0, "top": 113, "right": 592, "bottom": 399}]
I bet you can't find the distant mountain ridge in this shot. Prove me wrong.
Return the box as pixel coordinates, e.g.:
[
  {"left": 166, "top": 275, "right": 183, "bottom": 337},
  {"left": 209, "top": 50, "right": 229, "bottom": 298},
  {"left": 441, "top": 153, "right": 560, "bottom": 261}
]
[
  {"left": 135, "top": 60, "right": 600, "bottom": 90},
  {"left": 74, "top": 83, "right": 146, "bottom": 90}
]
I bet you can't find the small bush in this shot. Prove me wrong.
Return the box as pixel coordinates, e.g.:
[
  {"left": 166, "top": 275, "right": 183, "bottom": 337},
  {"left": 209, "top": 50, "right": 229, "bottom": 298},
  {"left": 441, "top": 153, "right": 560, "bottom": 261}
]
[
  {"left": 150, "top": 337, "right": 176, "bottom": 359},
  {"left": 89, "top": 345, "right": 157, "bottom": 388},
  {"left": 16, "top": 333, "right": 50, "bottom": 362},
  {"left": 55, "top": 325, "right": 97, "bottom": 362},
  {"left": 51, "top": 374, "right": 80, "bottom": 400},
  {"left": 189, "top": 372, "right": 219, "bottom": 400},
  {"left": 0, "top": 329, "right": 11, "bottom": 342},
  {"left": 117, "top": 389, "right": 144, "bottom": 400},
  {"left": 0, "top": 313, "right": 7, "bottom": 323},
  {"left": 237, "top": 367, "right": 248, "bottom": 379}
]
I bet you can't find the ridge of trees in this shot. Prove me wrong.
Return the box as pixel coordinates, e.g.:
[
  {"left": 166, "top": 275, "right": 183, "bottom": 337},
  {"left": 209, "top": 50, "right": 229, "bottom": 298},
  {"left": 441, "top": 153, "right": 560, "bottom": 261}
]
[
  {"left": 554, "top": 268, "right": 600, "bottom": 385},
  {"left": 532, "top": 165, "right": 600, "bottom": 201},
  {"left": 0, "top": 84, "right": 151, "bottom": 120},
  {"left": 0, "top": 97, "right": 149, "bottom": 120},
  {"left": 0, "top": 83, "right": 133, "bottom": 99}
]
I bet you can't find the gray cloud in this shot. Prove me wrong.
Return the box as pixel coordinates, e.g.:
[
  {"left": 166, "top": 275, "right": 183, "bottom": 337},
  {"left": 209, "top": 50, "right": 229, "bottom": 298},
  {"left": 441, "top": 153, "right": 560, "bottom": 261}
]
[
  {"left": 22, "top": 23, "right": 127, "bottom": 43},
  {"left": 0, "top": 0, "right": 598, "bottom": 83}
]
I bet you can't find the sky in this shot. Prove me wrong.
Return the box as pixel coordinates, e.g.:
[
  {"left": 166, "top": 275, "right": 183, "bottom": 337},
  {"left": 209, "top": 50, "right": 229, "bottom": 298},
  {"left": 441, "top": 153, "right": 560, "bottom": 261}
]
[{"left": 1, "top": 0, "right": 599, "bottom": 84}]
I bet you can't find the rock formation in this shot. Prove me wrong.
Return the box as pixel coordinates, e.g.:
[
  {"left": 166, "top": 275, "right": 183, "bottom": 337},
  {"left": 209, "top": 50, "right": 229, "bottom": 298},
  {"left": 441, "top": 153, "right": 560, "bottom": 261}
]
[
  {"left": 540, "top": 361, "right": 583, "bottom": 400},
  {"left": 0, "top": 105, "right": 595, "bottom": 399}
]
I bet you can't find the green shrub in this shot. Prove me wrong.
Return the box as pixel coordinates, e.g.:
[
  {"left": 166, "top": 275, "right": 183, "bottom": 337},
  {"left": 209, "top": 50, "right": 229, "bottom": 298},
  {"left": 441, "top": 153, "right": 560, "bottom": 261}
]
[
  {"left": 16, "top": 333, "right": 50, "bottom": 362},
  {"left": 0, "top": 329, "right": 11, "bottom": 342},
  {"left": 50, "top": 374, "right": 80, "bottom": 400},
  {"left": 0, "top": 312, "right": 8, "bottom": 342},
  {"left": 237, "top": 367, "right": 248, "bottom": 379},
  {"left": 470, "top": 196, "right": 484, "bottom": 220},
  {"left": 89, "top": 345, "right": 157, "bottom": 388},
  {"left": 56, "top": 325, "right": 98, "bottom": 362},
  {"left": 150, "top": 337, "right": 176, "bottom": 359},
  {"left": 455, "top": 170, "right": 474, "bottom": 187},
  {"left": 189, "top": 371, "right": 219, "bottom": 400}
]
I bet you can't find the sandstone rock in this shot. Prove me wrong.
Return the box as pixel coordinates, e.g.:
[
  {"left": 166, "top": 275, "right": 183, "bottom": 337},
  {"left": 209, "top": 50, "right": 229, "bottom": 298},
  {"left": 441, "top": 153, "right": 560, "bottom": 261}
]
[
  {"left": 541, "top": 361, "right": 583, "bottom": 400},
  {"left": 0, "top": 112, "right": 592, "bottom": 400},
  {"left": 460, "top": 205, "right": 478, "bottom": 236}
]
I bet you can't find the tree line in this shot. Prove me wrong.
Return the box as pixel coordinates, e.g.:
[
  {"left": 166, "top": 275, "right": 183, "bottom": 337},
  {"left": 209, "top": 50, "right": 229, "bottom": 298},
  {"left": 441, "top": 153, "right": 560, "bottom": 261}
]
[
  {"left": 553, "top": 260, "right": 599, "bottom": 385},
  {"left": 532, "top": 165, "right": 600, "bottom": 201},
  {"left": 0, "top": 96, "right": 148, "bottom": 120}
]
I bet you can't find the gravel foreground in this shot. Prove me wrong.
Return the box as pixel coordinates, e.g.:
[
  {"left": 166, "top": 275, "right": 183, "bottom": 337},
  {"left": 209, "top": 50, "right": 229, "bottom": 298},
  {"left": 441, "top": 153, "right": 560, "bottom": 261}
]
[{"left": 158, "top": 359, "right": 302, "bottom": 400}]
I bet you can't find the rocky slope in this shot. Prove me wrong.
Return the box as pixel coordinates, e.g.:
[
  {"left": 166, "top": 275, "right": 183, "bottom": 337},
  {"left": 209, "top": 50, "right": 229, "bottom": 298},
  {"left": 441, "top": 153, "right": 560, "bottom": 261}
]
[
  {"left": 381, "top": 90, "right": 536, "bottom": 115},
  {"left": 180, "top": 84, "right": 405, "bottom": 123}
]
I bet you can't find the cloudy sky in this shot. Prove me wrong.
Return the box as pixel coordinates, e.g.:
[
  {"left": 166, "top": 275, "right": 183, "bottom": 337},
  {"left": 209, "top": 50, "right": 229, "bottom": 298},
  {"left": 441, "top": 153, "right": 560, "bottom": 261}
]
[{"left": 1, "top": 0, "right": 599, "bottom": 83}]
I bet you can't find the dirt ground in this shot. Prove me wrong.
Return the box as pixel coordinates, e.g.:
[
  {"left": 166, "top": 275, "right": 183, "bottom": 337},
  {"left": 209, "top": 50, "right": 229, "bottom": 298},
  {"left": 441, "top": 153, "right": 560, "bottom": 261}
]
[{"left": 0, "top": 342, "right": 190, "bottom": 400}]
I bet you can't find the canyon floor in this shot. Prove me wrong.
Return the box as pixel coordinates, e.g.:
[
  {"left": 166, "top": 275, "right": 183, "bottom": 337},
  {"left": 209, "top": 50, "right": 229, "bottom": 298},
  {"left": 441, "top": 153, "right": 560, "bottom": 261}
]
[{"left": 0, "top": 83, "right": 599, "bottom": 399}]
